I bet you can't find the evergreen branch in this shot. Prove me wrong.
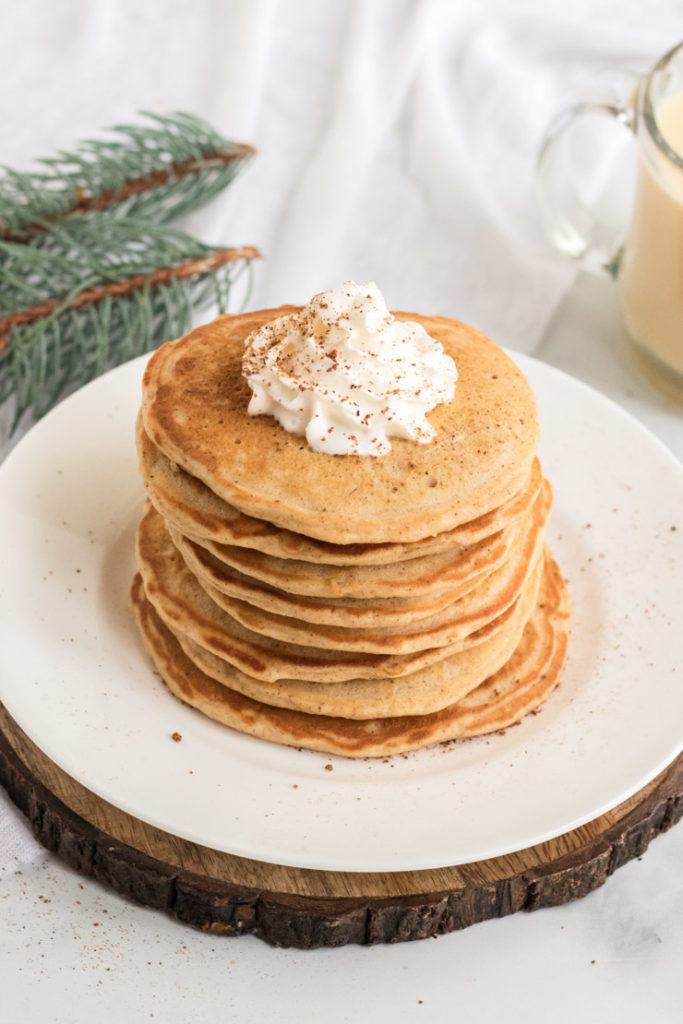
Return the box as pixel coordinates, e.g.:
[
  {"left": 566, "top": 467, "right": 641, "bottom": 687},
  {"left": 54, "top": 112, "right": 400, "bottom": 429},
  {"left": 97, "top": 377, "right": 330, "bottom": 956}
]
[
  {"left": 0, "top": 216, "right": 259, "bottom": 425},
  {"left": 0, "top": 111, "right": 255, "bottom": 240},
  {"left": 0, "top": 214, "right": 255, "bottom": 310},
  {"left": 0, "top": 245, "right": 259, "bottom": 335}
]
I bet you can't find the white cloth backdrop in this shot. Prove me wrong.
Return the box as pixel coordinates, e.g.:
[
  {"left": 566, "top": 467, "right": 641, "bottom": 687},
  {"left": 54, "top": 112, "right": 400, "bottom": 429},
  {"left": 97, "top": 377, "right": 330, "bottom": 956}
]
[
  {"left": 0, "top": 0, "right": 681, "bottom": 868},
  {"left": 4, "top": 0, "right": 682, "bottom": 350}
]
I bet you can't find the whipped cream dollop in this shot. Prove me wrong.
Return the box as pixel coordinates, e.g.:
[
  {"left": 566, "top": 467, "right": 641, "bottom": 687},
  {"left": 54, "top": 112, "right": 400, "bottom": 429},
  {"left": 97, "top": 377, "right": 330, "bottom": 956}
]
[{"left": 242, "top": 282, "right": 458, "bottom": 456}]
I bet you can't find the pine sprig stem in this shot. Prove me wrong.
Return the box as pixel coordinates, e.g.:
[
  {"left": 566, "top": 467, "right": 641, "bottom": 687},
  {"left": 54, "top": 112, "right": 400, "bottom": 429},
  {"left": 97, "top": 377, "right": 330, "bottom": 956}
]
[{"left": 0, "top": 244, "right": 260, "bottom": 345}]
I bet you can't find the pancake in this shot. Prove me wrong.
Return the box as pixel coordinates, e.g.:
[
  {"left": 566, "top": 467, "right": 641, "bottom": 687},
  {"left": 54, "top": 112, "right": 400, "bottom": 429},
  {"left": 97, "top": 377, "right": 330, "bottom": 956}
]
[
  {"left": 131, "top": 295, "right": 570, "bottom": 758},
  {"left": 137, "top": 484, "right": 549, "bottom": 656},
  {"left": 135, "top": 501, "right": 528, "bottom": 682},
  {"left": 140, "top": 308, "right": 539, "bottom": 544},
  {"left": 138, "top": 413, "right": 543, "bottom": 564},
  {"left": 172, "top": 505, "right": 525, "bottom": 601},
  {"left": 130, "top": 551, "right": 569, "bottom": 757},
  {"left": 183, "top": 486, "right": 549, "bottom": 653},
  {"left": 179, "top": 524, "right": 501, "bottom": 602},
  {"left": 153, "top": 555, "right": 543, "bottom": 719},
  {"left": 171, "top": 529, "right": 494, "bottom": 628}
]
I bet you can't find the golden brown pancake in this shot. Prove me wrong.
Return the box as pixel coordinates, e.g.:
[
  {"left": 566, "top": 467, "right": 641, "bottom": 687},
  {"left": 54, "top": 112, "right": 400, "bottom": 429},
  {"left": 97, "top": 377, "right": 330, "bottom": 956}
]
[
  {"left": 187, "top": 499, "right": 548, "bottom": 653},
  {"left": 153, "top": 556, "right": 543, "bottom": 719},
  {"left": 136, "top": 487, "right": 549, "bottom": 656},
  {"left": 130, "top": 551, "right": 569, "bottom": 757},
  {"left": 170, "top": 530, "right": 492, "bottom": 628},
  {"left": 135, "top": 500, "right": 529, "bottom": 683},
  {"left": 138, "top": 413, "right": 543, "bottom": 564},
  {"left": 175, "top": 477, "right": 551, "bottom": 604},
  {"left": 176, "top": 527, "right": 497, "bottom": 606},
  {"left": 172, "top": 508, "right": 524, "bottom": 601},
  {"left": 131, "top": 304, "right": 570, "bottom": 758},
  {"left": 140, "top": 308, "right": 539, "bottom": 544}
]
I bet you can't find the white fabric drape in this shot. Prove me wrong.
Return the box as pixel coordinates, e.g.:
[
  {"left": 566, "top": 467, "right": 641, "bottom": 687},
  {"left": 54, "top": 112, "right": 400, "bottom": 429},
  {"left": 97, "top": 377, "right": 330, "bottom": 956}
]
[{"left": 4, "top": 0, "right": 682, "bottom": 353}]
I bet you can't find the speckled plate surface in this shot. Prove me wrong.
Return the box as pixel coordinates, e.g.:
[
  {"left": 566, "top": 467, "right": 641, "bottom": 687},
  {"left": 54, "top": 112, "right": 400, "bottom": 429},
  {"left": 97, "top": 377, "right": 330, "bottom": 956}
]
[{"left": 0, "top": 353, "right": 682, "bottom": 872}]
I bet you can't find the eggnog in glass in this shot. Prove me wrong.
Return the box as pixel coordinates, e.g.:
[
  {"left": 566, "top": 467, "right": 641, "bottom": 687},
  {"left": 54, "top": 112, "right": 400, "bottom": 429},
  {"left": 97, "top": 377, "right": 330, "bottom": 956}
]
[
  {"left": 618, "top": 83, "right": 683, "bottom": 397},
  {"left": 537, "top": 42, "right": 683, "bottom": 401}
]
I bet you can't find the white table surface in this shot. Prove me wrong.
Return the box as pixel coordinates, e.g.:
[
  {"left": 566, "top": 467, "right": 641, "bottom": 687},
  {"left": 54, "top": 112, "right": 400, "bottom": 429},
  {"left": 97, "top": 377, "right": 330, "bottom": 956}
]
[{"left": 1, "top": 272, "right": 681, "bottom": 1024}]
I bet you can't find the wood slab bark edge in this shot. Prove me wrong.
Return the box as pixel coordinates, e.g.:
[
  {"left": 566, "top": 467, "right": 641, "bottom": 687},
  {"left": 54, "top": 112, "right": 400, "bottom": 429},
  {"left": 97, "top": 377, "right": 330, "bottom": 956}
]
[{"left": 0, "top": 708, "right": 681, "bottom": 949}]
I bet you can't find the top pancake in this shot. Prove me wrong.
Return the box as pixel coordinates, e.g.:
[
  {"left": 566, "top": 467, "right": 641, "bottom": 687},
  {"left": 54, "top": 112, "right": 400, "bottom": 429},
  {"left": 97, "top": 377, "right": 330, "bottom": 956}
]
[
  {"left": 141, "top": 308, "right": 539, "bottom": 545},
  {"left": 137, "top": 414, "right": 543, "bottom": 565}
]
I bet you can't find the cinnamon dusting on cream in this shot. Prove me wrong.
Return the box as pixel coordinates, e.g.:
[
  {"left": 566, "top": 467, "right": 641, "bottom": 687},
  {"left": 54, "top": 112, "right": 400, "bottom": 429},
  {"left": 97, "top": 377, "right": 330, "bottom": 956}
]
[{"left": 242, "top": 282, "right": 457, "bottom": 455}]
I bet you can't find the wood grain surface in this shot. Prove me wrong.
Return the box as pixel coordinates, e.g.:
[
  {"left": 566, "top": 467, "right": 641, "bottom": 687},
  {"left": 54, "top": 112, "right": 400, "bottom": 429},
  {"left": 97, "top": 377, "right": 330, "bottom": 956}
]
[{"left": 1, "top": 704, "right": 680, "bottom": 948}]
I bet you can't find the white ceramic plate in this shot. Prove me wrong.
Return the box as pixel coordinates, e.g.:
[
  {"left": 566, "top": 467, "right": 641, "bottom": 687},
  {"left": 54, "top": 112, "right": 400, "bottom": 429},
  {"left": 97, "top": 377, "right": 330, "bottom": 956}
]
[{"left": 1, "top": 353, "right": 682, "bottom": 872}]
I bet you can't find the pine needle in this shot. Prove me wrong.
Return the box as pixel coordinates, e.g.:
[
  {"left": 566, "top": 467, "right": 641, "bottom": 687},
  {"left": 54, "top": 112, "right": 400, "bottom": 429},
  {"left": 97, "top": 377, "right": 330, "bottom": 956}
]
[
  {"left": 0, "top": 111, "right": 255, "bottom": 240},
  {"left": 0, "top": 215, "right": 259, "bottom": 425}
]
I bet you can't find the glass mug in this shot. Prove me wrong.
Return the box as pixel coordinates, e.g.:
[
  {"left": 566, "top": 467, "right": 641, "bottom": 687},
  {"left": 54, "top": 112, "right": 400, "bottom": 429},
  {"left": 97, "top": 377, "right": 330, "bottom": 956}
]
[{"left": 537, "top": 41, "right": 683, "bottom": 402}]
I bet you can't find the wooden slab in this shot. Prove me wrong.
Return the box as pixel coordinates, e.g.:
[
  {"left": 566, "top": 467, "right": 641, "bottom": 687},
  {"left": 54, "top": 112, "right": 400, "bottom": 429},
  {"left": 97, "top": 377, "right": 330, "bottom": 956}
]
[{"left": 0, "top": 703, "right": 681, "bottom": 949}]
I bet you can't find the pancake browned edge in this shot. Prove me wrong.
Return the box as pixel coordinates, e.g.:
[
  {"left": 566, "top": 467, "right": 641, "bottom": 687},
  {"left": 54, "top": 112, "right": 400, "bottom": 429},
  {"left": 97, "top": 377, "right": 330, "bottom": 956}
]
[
  {"left": 140, "top": 309, "right": 540, "bottom": 544},
  {"left": 134, "top": 497, "right": 548, "bottom": 682},
  {"left": 150, "top": 558, "right": 545, "bottom": 720},
  {"left": 130, "top": 552, "right": 570, "bottom": 759},
  {"left": 136, "top": 489, "right": 551, "bottom": 657},
  {"left": 137, "top": 411, "right": 544, "bottom": 564}
]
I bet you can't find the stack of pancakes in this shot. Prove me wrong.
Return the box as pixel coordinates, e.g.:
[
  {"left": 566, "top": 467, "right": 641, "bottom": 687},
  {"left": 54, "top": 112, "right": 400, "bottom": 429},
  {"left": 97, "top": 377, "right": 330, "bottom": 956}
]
[{"left": 132, "top": 308, "right": 570, "bottom": 758}]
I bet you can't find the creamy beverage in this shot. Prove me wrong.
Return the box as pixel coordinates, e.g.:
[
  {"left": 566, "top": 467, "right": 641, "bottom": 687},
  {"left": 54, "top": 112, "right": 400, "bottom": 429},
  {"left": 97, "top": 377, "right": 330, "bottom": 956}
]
[
  {"left": 618, "top": 89, "right": 683, "bottom": 388},
  {"left": 538, "top": 42, "right": 683, "bottom": 399}
]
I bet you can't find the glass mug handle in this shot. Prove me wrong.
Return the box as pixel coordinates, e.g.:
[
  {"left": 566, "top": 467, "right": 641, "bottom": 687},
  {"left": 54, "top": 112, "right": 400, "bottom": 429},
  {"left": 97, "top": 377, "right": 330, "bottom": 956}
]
[{"left": 536, "top": 80, "right": 640, "bottom": 276}]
